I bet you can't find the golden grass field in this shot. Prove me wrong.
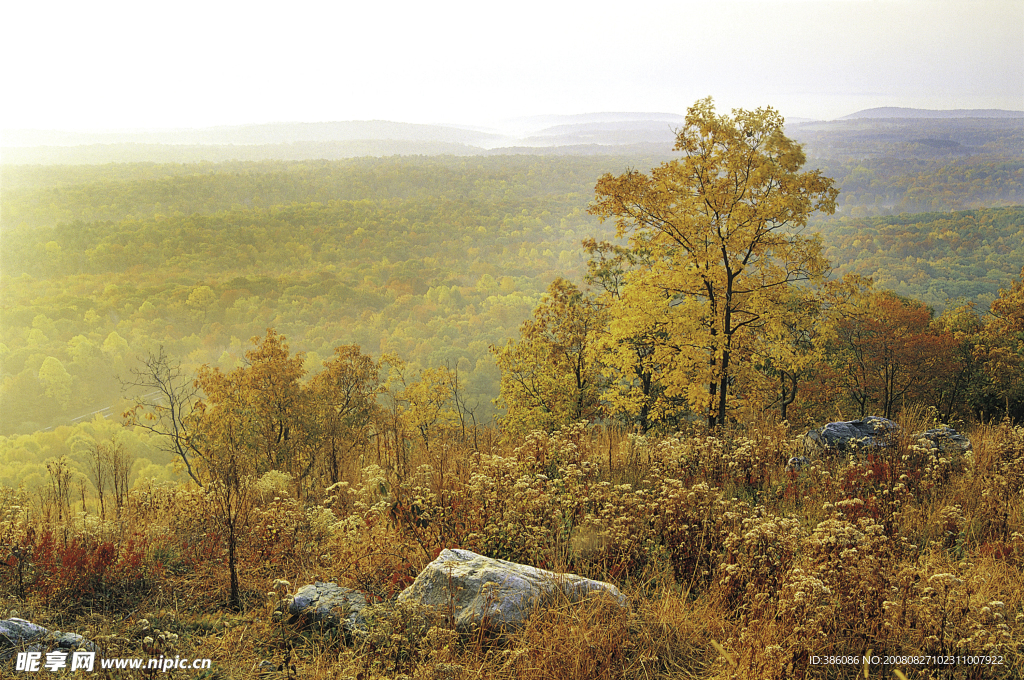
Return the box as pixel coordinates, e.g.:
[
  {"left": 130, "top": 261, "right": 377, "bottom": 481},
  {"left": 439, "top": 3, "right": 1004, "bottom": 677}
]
[{"left": 2, "top": 410, "right": 1022, "bottom": 679}]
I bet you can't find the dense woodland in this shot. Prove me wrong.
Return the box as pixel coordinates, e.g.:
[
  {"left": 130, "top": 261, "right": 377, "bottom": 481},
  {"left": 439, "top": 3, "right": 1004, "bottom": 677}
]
[{"left": 1, "top": 134, "right": 1024, "bottom": 485}]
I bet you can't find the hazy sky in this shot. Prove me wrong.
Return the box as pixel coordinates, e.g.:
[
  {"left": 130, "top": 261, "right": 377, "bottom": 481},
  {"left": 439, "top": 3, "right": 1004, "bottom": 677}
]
[{"left": 2, "top": 0, "right": 1022, "bottom": 133}]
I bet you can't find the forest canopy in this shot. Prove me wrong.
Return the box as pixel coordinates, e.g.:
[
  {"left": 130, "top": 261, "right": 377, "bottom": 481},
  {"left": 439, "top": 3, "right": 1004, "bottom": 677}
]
[{"left": 1, "top": 112, "right": 1023, "bottom": 489}]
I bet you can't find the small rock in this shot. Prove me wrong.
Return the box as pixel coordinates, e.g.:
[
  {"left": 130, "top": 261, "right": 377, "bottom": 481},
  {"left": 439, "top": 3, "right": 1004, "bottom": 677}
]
[
  {"left": 286, "top": 582, "right": 368, "bottom": 632},
  {"left": 913, "top": 426, "right": 972, "bottom": 456},
  {"left": 255, "top": 659, "right": 280, "bottom": 676},
  {"left": 0, "top": 618, "right": 99, "bottom": 663},
  {"left": 785, "top": 456, "right": 811, "bottom": 471}
]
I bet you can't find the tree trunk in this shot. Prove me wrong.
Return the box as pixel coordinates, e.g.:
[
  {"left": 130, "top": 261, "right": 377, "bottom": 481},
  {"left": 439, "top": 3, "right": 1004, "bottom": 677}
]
[
  {"left": 228, "top": 500, "right": 240, "bottom": 610},
  {"left": 715, "top": 347, "right": 732, "bottom": 427}
]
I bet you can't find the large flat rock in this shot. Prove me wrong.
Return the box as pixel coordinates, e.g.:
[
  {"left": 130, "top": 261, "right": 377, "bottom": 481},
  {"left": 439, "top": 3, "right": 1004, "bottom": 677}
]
[{"left": 397, "top": 548, "right": 627, "bottom": 632}]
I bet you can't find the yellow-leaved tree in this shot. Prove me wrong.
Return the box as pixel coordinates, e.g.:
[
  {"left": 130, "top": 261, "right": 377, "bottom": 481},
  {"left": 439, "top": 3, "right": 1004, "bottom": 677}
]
[
  {"left": 981, "top": 266, "right": 1024, "bottom": 420},
  {"left": 589, "top": 98, "right": 839, "bottom": 427},
  {"left": 189, "top": 329, "right": 310, "bottom": 609},
  {"left": 491, "top": 278, "right": 607, "bottom": 434}
]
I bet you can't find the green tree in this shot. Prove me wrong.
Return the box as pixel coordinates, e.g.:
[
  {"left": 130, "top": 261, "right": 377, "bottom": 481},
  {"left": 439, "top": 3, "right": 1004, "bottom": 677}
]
[
  {"left": 492, "top": 278, "right": 606, "bottom": 433},
  {"left": 38, "top": 357, "right": 73, "bottom": 410},
  {"left": 186, "top": 285, "right": 217, "bottom": 324},
  {"left": 101, "top": 331, "right": 130, "bottom": 358},
  {"left": 590, "top": 98, "right": 839, "bottom": 426}
]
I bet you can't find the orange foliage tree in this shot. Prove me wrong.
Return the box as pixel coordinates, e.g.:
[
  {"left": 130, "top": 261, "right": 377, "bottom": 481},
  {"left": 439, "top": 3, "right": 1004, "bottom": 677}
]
[{"left": 826, "top": 291, "right": 956, "bottom": 419}]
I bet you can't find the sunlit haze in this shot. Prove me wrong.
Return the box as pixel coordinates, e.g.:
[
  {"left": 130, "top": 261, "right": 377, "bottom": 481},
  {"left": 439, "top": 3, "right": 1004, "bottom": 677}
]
[{"left": 2, "top": 0, "right": 1022, "bottom": 133}]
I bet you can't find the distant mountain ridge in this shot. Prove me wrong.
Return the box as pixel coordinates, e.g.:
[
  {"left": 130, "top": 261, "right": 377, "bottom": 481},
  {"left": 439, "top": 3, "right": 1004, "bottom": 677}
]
[
  {"left": 2, "top": 121, "right": 506, "bottom": 149},
  {"left": 841, "top": 107, "right": 1024, "bottom": 120},
  {"left": 4, "top": 108, "right": 1023, "bottom": 164}
]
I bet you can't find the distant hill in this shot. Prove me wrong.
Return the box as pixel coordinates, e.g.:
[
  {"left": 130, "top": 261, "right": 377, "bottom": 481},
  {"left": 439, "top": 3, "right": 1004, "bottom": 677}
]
[
  {"left": 0, "top": 140, "right": 487, "bottom": 165},
  {"left": 841, "top": 107, "right": 1024, "bottom": 120},
  {"left": 1, "top": 114, "right": 695, "bottom": 163},
  {"left": 1, "top": 120, "right": 506, "bottom": 149},
  {"left": 4, "top": 109, "right": 1023, "bottom": 165}
]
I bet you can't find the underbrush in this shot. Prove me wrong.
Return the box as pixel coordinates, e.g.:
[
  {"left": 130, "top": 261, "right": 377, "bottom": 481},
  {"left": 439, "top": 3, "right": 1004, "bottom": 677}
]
[{"left": 1, "top": 418, "right": 1022, "bottom": 678}]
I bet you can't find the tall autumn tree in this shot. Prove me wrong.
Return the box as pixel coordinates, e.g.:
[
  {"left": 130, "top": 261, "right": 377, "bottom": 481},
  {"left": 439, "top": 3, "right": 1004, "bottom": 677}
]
[
  {"left": 590, "top": 98, "right": 839, "bottom": 426},
  {"left": 827, "top": 291, "right": 956, "bottom": 419},
  {"left": 189, "top": 329, "right": 310, "bottom": 608},
  {"left": 492, "top": 278, "right": 606, "bottom": 433},
  {"left": 751, "top": 273, "right": 873, "bottom": 424},
  {"left": 584, "top": 238, "right": 681, "bottom": 433},
  {"left": 194, "top": 329, "right": 312, "bottom": 481},
  {"left": 307, "top": 345, "right": 385, "bottom": 486},
  {"left": 980, "top": 266, "right": 1024, "bottom": 420},
  {"left": 931, "top": 302, "right": 988, "bottom": 422}
]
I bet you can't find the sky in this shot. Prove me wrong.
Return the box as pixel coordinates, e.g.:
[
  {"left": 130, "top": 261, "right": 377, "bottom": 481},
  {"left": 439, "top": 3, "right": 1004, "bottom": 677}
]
[{"left": 1, "top": 0, "right": 1022, "bottom": 134}]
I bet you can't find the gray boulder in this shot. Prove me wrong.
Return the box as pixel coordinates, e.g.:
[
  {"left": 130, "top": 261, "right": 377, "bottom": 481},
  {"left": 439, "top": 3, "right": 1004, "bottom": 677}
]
[
  {"left": 285, "top": 582, "right": 368, "bottom": 632},
  {"left": 913, "top": 426, "right": 972, "bottom": 456},
  {"left": 802, "top": 418, "right": 972, "bottom": 462},
  {"left": 396, "top": 548, "right": 628, "bottom": 633},
  {"left": 0, "top": 618, "right": 98, "bottom": 662},
  {"left": 803, "top": 417, "right": 899, "bottom": 456}
]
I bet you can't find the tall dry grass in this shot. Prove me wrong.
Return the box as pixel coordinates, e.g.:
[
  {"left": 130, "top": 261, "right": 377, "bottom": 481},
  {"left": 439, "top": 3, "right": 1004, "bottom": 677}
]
[{"left": 1, "top": 415, "right": 1022, "bottom": 678}]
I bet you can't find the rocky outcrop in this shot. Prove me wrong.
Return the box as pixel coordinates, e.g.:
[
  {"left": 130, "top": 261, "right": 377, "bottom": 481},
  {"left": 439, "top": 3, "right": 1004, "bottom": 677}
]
[
  {"left": 396, "top": 548, "right": 628, "bottom": 632},
  {"left": 803, "top": 416, "right": 899, "bottom": 456},
  {"left": 0, "top": 618, "right": 98, "bottom": 662},
  {"left": 801, "top": 418, "right": 972, "bottom": 461},
  {"left": 914, "top": 426, "right": 973, "bottom": 455}
]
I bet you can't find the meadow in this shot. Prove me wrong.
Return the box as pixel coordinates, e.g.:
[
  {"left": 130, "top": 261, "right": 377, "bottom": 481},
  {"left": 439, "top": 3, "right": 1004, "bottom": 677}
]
[{"left": 1, "top": 412, "right": 1022, "bottom": 679}]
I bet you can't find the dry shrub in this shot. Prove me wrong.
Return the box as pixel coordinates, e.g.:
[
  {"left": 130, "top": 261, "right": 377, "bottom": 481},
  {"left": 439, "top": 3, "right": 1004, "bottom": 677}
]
[
  {"left": 717, "top": 566, "right": 835, "bottom": 680},
  {"left": 353, "top": 600, "right": 443, "bottom": 676},
  {"left": 717, "top": 508, "right": 807, "bottom": 613},
  {"left": 513, "top": 421, "right": 593, "bottom": 475},
  {"left": 323, "top": 476, "right": 421, "bottom": 601},
  {"left": 805, "top": 513, "right": 913, "bottom": 649},
  {"left": 26, "top": 529, "right": 152, "bottom": 611},
  {"left": 882, "top": 561, "right": 1018, "bottom": 660},
  {"left": 970, "top": 422, "right": 1024, "bottom": 546},
  {"left": 507, "top": 591, "right": 634, "bottom": 680},
  {"left": 8, "top": 416, "right": 1024, "bottom": 680},
  {"left": 653, "top": 434, "right": 730, "bottom": 485},
  {"left": 933, "top": 504, "right": 968, "bottom": 557},
  {"left": 632, "top": 590, "right": 724, "bottom": 677},
  {"left": 655, "top": 480, "right": 744, "bottom": 592}
]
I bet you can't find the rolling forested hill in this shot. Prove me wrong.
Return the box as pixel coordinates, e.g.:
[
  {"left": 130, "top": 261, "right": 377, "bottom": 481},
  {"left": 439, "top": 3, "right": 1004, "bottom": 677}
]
[
  {"left": 0, "top": 157, "right": 639, "bottom": 440},
  {"left": 820, "top": 206, "right": 1024, "bottom": 309},
  {"left": 1, "top": 132, "right": 1022, "bottom": 485}
]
